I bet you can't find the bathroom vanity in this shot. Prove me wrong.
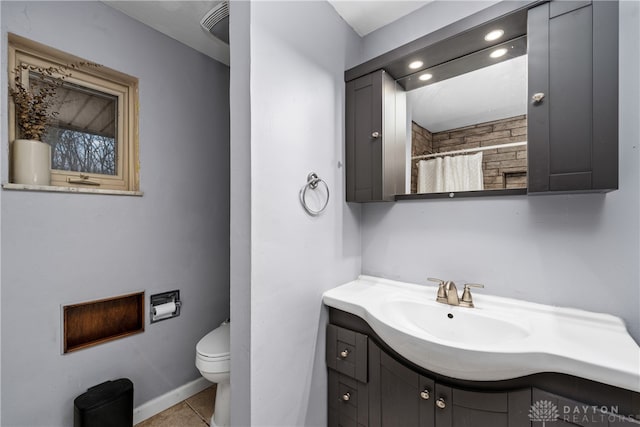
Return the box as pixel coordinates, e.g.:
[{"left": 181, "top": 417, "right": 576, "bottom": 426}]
[
  {"left": 345, "top": 0, "right": 619, "bottom": 202},
  {"left": 324, "top": 277, "right": 640, "bottom": 426}
]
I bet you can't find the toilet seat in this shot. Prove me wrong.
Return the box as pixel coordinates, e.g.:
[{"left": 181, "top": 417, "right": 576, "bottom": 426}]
[
  {"left": 196, "top": 322, "right": 230, "bottom": 359},
  {"left": 195, "top": 321, "right": 231, "bottom": 427},
  {"left": 196, "top": 353, "right": 230, "bottom": 362},
  {"left": 196, "top": 321, "right": 230, "bottom": 375},
  {"left": 196, "top": 353, "right": 230, "bottom": 374}
]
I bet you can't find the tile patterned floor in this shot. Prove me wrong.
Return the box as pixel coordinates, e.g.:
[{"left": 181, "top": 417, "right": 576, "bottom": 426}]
[{"left": 135, "top": 385, "right": 217, "bottom": 427}]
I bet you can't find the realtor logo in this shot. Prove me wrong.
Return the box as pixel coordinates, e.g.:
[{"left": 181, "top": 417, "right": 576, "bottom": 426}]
[{"left": 529, "top": 400, "right": 559, "bottom": 426}]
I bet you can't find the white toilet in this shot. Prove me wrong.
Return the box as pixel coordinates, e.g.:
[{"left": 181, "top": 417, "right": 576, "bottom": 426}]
[{"left": 195, "top": 320, "right": 230, "bottom": 427}]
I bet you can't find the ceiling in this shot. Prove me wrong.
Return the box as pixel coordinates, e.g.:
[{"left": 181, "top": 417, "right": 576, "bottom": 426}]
[
  {"left": 103, "top": 1, "right": 520, "bottom": 133},
  {"left": 103, "top": 1, "right": 230, "bottom": 65},
  {"left": 103, "top": 1, "right": 433, "bottom": 65},
  {"left": 327, "top": 1, "right": 432, "bottom": 36}
]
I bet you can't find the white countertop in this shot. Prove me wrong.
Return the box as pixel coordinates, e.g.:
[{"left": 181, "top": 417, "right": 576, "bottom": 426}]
[{"left": 323, "top": 275, "right": 640, "bottom": 392}]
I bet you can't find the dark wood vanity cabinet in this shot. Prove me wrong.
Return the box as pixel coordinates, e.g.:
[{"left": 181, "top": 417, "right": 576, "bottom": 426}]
[
  {"left": 527, "top": 1, "right": 619, "bottom": 193},
  {"left": 327, "top": 320, "right": 640, "bottom": 427},
  {"left": 345, "top": 70, "right": 405, "bottom": 203},
  {"left": 369, "top": 346, "right": 434, "bottom": 427},
  {"left": 327, "top": 324, "right": 370, "bottom": 426},
  {"left": 368, "top": 342, "right": 531, "bottom": 427},
  {"left": 327, "top": 323, "right": 531, "bottom": 427}
]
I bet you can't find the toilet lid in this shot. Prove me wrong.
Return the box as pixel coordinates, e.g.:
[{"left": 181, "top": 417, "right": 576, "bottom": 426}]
[{"left": 196, "top": 322, "right": 230, "bottom": 358}]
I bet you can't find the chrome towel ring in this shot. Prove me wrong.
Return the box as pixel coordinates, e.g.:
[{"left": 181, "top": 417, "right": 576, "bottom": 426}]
[{"left": 300, "top": 172, "right": 329, "bottom": 216}]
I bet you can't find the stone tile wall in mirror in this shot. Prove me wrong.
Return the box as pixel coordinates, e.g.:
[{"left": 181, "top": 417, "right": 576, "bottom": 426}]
[
  {"left": 410, "top": 115, "right": 528, "bottom": 193},
  {"left": 405, "top": 49, "right": 528, "bottom": 195}
]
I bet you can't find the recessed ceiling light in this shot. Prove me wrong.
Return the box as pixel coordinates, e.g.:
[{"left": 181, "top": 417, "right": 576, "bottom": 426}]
[
  {"left": 484, "top": 29, "right": 504, "bottom": 42},
  {"left": 409, "top": 60, "right": 424, "bottom": 70},
  {"left": 419, "top": 73, "right": 433, "bottom": 81},
  {"left": 490, "top": 48, "right": 508, "bottom": 59}
]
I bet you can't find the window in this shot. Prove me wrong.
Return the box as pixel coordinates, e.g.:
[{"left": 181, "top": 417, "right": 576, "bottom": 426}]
[{"left": 8, "top": 34, "right": 139, "bottom": 191}]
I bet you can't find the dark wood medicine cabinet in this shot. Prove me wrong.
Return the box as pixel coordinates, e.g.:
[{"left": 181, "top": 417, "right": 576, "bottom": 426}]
[{"left": 345, "top": 0, "right": 619, "bottom": 203}]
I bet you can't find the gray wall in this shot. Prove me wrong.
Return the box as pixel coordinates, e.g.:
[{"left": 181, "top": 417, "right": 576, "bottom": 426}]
[
  {"left": 0, "top": 2, "right": 230, "bottom": 426},
  {"left": 0, "top": 2, "right": 3, "bottom": 419},
  {"left": 228, "top": 1, "right": 252, "bottom": 426},
  {"left": 360, "top": 1, "right": 640, "bottom": 343},
  {"left": 229, "top": 1, "right": 362, "bottom": 425}
]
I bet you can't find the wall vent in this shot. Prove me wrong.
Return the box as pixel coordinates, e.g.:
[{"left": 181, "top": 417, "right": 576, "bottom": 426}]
[{"left": 201, "top": 1, "right": 229, "bottom": 44}]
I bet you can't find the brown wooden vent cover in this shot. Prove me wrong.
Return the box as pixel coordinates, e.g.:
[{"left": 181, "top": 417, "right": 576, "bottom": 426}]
[{"left": 63, "top": 292, "right": 144, "bottom": 353}]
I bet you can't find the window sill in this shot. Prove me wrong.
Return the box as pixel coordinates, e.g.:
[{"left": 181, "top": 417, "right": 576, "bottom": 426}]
[{"left": 2, "top": 183, "right": 143, "bottom": 196}]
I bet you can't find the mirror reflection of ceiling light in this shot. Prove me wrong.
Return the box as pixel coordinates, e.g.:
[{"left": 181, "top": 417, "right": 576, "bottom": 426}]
[
  {"left": 490, "top": 48, "right": 508, "bottom": 58},
  {"left": 409, "top": 60, "right": 424, "bottom": 70},
  {"left": 484, "top": 29, "right": 504, "bottom": 41},
  {"left": 419, "top": 73, "right": 433, "bottom": 81}
]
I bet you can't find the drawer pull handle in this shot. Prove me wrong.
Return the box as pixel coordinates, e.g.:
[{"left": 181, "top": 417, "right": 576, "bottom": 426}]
[
  {"left": 420, "top": 390, "right": 430, "bottom": 400},
  {"left": 341, "top": 392, "right": 351, "bottom": 402},
  {"left": 339, "top": 349, "right": 349, "bottom": 358},
  {"left": 436, "top": 398, "right": 446, "bottom": 409},
  {"left": 371, "top": 131, "right": 381, "bottom": 139}
]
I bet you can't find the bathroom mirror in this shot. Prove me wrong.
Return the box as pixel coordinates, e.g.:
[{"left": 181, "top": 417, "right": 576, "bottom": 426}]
[
  {"left": 344, "top": 1, "right": 536, "bottom": 201},
  {"left": 401, "top": 39, "right": 528, "bottom": 195}
]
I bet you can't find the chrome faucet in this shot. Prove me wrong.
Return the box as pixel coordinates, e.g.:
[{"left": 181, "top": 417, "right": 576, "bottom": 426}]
[
  {"left": 460, "top": 283, "right": 484, "bottom": 308},
  {"left": 429, "top": 278, "right": 449, "bottom": 304},
  {"left": 428, "top": 278, "right": 484, "bottom": 308},
  {"left": 446, "top": 281, "right": 460, "bottom": 305}
]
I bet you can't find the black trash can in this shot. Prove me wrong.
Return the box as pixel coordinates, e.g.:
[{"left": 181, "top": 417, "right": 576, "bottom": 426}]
[{"left": 74, "top": 378, "right": 133, "bottom": 427}]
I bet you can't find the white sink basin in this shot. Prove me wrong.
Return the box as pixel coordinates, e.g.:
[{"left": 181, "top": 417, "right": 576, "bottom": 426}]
[
  {"left": 379, "top": 299, "right": 530, "bottom": 346},
  {"left": 323, "top": 275, "right": 640, "bottom": 392}
]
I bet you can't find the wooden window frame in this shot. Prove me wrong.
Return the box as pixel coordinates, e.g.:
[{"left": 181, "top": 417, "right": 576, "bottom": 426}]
[{"left": 8, "top": 34, "right": 139, "bottom": 192}]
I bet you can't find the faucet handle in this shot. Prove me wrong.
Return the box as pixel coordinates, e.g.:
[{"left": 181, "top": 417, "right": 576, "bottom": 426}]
[
  {"left": 460, "top": 283, "right": 484, "bottom": 308},
  {"left": 428, "top": 278, "right": 448, "bottom": 303}
]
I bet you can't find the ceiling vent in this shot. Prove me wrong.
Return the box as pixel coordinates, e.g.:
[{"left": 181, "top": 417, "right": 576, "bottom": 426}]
[{"left": 201, "top": 1, "right": 229, "bottom": 45}]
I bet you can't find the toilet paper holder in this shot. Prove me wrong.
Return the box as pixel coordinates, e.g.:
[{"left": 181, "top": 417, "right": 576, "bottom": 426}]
[{"left": 150, "top": 290, "right": 181, "bottom": 323}]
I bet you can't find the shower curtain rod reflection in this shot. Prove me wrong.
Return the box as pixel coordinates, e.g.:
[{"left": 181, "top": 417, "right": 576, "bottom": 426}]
[{"left": 413, "top": 141, "right": 527, "bottom": 161}]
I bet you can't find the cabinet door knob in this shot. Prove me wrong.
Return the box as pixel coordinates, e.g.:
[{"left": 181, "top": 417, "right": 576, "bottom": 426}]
[
  {"left": 341, "top": 392, "right": 351, "bottom": 402},
  {"left": 420, "top": 390, "right": 430, "bottom": 400},
  {"left": 532, "top": 92, "right": 545, "bottom": 103},
  {"left": 436, "top": 398, "right": 446, "bottom": 409},
  {"left": 371, "top": 131, "right": 381, "bottom": 138},
  {"left": 339, "top": 349, "right": 349, "bottom": 358}
]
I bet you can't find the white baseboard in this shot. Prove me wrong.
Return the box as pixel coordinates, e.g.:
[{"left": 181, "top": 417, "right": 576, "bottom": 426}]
[{"left": 133, "top": 377, "right": 212, "bottom": 425}]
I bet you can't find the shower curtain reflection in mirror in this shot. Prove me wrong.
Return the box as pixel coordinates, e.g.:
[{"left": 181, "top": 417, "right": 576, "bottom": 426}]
[{"left": 417, "top": 152, "right": 484, "bottom": 193}]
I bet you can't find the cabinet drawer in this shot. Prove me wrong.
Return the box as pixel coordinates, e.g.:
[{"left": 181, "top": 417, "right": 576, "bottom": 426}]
[
  {"left": 327, "top": 324, "right": 368, "bottom": 383},
  {"left": 328, "top": 370, "right": 369, "bottom": 427},
  {"left": 452, "top": 388, "right": 508, "bottom": 412},
  {"left": 435, "top": 385, "right": 531, "bottom": 427}
]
